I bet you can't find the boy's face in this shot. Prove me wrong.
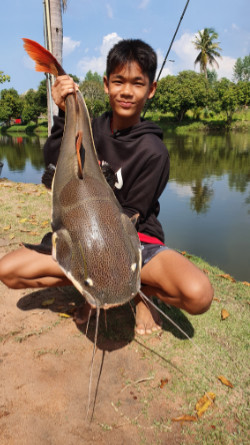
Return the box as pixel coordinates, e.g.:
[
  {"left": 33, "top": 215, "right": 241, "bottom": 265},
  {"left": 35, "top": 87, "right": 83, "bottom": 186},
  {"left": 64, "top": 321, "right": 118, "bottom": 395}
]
[{"left": 104, "top": 61, "right": 156, "bottom": 130}]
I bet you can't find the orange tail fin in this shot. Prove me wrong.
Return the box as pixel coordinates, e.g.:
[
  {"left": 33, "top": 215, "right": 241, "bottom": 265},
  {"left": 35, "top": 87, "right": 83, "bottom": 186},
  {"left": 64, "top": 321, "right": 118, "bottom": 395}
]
[{"left": 22, "top": 38, "right": 66, "bottom": 77}]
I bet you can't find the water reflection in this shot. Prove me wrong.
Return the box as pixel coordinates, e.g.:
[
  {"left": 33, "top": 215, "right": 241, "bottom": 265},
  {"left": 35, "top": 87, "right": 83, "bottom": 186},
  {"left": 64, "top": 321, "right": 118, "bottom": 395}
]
[
  {"left": 0, "top": 134, "right": 45, "bottom": 183},
  {"left": 165, "top": 132, "right": 250, "bottom": 214}
]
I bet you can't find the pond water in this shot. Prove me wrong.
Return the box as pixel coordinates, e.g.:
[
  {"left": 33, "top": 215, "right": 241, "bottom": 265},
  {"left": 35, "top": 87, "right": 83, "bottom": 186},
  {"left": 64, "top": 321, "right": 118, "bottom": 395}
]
[{"left": 0, "top": 131, "right": 250, "bottom": 282}]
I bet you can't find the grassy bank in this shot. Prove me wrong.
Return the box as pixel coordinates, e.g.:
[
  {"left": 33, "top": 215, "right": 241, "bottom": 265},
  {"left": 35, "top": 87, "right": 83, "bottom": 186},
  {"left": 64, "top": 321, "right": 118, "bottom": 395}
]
[
  {"left": 0, "top": 119, "right": 48, "bottom": 136},
  {"left": 0, "top": 179, "right": 249, "bottom": 444},
  {"left": 146, "top": 109, "right": 250, "bottom": 134}
]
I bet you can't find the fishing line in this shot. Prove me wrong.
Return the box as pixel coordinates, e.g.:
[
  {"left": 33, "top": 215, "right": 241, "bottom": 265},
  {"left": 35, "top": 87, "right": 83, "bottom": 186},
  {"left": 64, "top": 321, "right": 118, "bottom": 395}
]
[{"left": 142, "top": 0, "right": 191, "bottom": 117}]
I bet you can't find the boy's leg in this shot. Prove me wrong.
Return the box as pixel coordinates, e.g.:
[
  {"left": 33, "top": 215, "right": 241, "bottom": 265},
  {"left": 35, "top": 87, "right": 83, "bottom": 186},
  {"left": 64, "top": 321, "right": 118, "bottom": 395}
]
[
  {"left": 0, "top": 247, "right": 70, "bottom": 289},
  {"left": 136, "top": 249, "right": 214, "bottom": 335},
  {"left": 0, "top": 247, "right": 94, "bottom": 322}
]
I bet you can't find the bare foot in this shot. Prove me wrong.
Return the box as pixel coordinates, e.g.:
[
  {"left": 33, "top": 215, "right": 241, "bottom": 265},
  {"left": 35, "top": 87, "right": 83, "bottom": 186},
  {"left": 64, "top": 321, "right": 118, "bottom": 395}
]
[
  {"left": 135, "top": 296, "right": 162, "bottom": 335},
  {"left": 73, "top": 301, "right": 96, "bottom": 325}
]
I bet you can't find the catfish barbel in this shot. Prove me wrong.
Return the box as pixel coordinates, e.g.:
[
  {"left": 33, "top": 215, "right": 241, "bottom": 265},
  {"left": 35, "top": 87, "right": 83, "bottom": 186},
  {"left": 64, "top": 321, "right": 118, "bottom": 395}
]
[{"left": 22, "top": 38, "right": 141, "bottom": 311}]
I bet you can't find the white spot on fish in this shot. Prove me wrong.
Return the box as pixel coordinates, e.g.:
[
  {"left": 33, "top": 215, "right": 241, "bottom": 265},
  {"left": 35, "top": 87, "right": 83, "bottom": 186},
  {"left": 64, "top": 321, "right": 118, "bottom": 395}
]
[
  {"left": 131, "top": 262, "right": 137, "bottom": 272},
  {"left": 84, "top": 278, "right": 93, "bottom": 287}
]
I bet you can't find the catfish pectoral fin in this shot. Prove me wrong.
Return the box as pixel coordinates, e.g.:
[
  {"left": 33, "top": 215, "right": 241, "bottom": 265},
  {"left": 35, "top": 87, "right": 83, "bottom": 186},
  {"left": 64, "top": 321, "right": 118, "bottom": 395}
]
[
  {"left": 23, "top": 232, "right": 52, "bottom": 255},
  {"left": 52, "top": 229, "right": 73, "bottom": 269}
]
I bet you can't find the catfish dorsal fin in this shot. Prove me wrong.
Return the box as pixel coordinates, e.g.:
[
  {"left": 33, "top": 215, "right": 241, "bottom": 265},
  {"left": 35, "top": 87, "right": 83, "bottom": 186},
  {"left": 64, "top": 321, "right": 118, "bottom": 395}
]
[{"left": 22, "top": 38, "right": 66, "bottom": 77}]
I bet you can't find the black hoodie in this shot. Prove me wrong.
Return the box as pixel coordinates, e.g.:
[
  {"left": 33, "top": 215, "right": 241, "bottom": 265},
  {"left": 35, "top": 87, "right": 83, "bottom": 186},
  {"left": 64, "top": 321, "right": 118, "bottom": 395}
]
[{"left": 43, "top": 111, "right": 170, "bottom": 243}]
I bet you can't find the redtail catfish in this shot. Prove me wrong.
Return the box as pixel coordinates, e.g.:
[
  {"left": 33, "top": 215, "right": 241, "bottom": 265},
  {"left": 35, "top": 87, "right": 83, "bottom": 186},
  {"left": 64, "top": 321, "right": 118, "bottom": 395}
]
[{"left": 22, "top": 39, "right": 141, "bottom": 310}]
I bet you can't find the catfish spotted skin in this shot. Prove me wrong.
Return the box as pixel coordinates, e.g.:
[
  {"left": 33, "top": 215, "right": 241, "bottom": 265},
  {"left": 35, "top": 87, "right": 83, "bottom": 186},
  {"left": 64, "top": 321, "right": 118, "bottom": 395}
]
[{"left": 51, "top": 88, "right": 141, "bottom": 308}]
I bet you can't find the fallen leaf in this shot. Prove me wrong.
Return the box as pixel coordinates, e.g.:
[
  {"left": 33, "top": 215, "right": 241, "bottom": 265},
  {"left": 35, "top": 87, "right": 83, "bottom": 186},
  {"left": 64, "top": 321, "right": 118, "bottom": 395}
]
[
  {"left": 181, "top": 251, "right": 192, "bottom": 258},
  {"left": 159, "top": 378, "right": 168, "bottom": 389},
  {"left": 242, "top": 281, "right": 250, "bottom": 287},
  {"left": 172, "top": 415, "right": 197, "bottom": 422},
  {"left": 42, "top": 298, "right": 55, "bottom": 307},
  {"left": 58, "top": 313, "right": 71, "bottom": 318},
  {"left": 9, "top": 234, "right": 15, "bottom": 240},
  {"left": 221, "top": 309, "right": 230, "bottom": 320},
  {"left": 28, "top": 231, "right": 39, "bottom": 236},
  {"left": 213, "top": 297, "right": 221, "bottom": 302},
  {"left": 19, "top": 218, "right": 27, "bottom": 223},
  {"left": 195, "top": 392, "right": 216, "bottom": 418},
  {"left": 3, "top": 225, "right": 11, "bottom": 231},
  {"left": 218, "top": 375, "right": 233, "bottom": 388},
  {"left": 217, "top": 273, "right": 236, "bottom": 283},
  {"left": 203, "top": 268, "right": 209, "bottom": 275}
]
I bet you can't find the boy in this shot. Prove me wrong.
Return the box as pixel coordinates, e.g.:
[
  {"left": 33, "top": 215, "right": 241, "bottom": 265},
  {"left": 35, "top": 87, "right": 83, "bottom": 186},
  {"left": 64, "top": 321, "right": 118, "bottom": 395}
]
[{"left": 0, "top": 39, "right": 213, "bottom": 334}]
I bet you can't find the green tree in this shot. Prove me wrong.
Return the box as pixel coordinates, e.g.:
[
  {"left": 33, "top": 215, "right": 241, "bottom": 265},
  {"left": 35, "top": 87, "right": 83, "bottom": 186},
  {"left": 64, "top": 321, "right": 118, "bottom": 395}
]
[
  {"left": 233, "top": 55, "right": 250, "bottom": 82},
  {"left": 85, "top": 70, "right": 103, "bottom": 84},
  {"left": 0, "top": 71, "right": 10, "bottom": 84},
  {"left": 22, "top": 89, "right": 43, "bottom": 124},
  {"left": 207, "top": 69, "right": 218, "bottom": 85},
  {"left": 68, "top": 74, "right": 80, "bottom": 84},
  {"left": 193, "top": 28, "right": 222, "bottom": 78},
  {"left": 0, "top": 88, "right": 23, "bottom": 125},
  {"left": 212, "top": 78, "right": 238, "bottom": 125},
  {"left": 154, "top": 71, "right": 208, "bottom": 122},
  {"left": 79, "top": 80, "right": 106, "bottom": 117},
  {"left": 236, "top": 80, "right": 250, "bottom": 106},
  {"left": 36, "top": 79, "right": 48, "bottom": 114}
]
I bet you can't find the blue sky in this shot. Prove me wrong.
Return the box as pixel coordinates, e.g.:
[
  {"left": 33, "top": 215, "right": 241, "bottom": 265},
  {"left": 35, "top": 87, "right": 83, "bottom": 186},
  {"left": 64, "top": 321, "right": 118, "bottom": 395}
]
[{"left": 1, "top": 0, "right": 249, "bottom": 94}]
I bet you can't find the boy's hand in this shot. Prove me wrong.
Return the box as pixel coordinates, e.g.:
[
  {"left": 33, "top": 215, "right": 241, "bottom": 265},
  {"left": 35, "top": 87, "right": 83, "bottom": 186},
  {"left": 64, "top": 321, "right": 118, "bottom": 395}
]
[{"left": 52, "top": 75, "right": 79, "bottom": 111}]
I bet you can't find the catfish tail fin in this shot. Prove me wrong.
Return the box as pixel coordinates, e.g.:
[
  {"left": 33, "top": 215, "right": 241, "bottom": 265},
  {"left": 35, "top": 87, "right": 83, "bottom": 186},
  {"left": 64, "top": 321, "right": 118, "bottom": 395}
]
[{"left": 22, "top": 38, "right": 66, "bottom": 77}]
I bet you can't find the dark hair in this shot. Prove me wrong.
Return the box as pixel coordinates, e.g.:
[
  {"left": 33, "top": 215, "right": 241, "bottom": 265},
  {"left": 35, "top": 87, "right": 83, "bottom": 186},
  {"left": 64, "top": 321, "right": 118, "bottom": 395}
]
[{"left": 106, "top": 39, "right": 157, "bottom": 84}]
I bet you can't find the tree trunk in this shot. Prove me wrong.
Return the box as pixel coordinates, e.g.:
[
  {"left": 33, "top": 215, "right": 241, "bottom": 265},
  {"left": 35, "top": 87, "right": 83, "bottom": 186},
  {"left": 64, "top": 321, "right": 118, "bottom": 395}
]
[{"left": 44, "top": 0, "right": 63, "bottom": 135}]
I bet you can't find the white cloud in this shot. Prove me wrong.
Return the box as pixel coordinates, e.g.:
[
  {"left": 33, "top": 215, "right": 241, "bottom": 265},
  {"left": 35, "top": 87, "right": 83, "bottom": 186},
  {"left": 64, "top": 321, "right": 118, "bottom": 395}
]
[
  {"left": 217, "top": 56, "right": 236, "bottom": 80},
  {"left": 77, "top": 32, "right": 122, "bottom": 78},
  {"left": 169, "top": 182, "right": 193, "bottom": 198},
  {"left": 63, "top": 36, "right": 80, "bottom": 57},
  {"left": 138, "top": 0, "right": 150, "bottom": 9},
  {"left": 106, "top": 3, "right": 113, "bottom": 19},
  {"left": 172, "top": 32, "right": 198, "bottom": 71}
]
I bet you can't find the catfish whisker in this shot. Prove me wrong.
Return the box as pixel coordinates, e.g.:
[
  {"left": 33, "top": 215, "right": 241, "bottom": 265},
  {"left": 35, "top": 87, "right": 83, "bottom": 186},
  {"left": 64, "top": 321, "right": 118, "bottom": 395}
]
[
  {"left": 86, "top": 306, "right": 100, "bottom": 419},
  {"left": 139, "top": 290, "right": 213, "bottom": 372}
]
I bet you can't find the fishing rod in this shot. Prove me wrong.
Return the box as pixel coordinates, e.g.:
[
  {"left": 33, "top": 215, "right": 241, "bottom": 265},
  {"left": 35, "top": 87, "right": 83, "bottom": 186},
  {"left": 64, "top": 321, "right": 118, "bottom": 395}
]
[{"left": 142, "top": 0, "right": 191, "bottom": 117}]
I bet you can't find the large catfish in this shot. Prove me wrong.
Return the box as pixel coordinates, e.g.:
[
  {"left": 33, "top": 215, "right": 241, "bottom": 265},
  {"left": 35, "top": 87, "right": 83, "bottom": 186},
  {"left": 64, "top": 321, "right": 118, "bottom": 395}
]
[{"left": 22, "top": 39, "right": 141, "bottom": 310}]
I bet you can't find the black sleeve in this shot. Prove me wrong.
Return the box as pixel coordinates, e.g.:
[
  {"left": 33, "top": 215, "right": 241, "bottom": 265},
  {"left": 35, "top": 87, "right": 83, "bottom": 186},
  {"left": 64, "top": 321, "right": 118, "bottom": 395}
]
[{"left": 43, "top": 109, "right": 65, "bottom": 167}]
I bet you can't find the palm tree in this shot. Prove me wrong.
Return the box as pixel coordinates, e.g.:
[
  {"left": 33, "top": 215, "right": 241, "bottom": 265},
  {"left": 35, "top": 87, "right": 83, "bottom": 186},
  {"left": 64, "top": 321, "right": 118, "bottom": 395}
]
[
  {"left": 193, "top": 28, "right": 222, "bottom": 78},
  {"left": 43, "top": 0, "right": 67, "bottom": 133}
]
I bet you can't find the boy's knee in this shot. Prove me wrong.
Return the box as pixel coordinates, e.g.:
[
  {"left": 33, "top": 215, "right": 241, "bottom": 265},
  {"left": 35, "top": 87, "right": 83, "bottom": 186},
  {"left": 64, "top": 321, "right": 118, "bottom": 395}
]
[
  {"left": 0, "top": 257, "right": 19, "bottom": 289},
  {"left": 185, "top": 275, "right": 214, "bottom": 315}
]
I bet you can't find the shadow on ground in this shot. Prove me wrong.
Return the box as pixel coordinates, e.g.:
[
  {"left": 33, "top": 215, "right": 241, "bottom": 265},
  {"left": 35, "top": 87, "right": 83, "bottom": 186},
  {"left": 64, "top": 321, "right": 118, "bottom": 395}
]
[{"left": 17, "top": 286, "right": 194, "bottom": 352}]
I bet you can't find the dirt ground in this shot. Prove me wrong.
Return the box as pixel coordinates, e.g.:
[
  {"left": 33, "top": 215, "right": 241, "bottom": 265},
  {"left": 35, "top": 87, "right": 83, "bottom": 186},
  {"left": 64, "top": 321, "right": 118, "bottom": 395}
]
[{"left": 0, "top": 243, "right": 192, "bottom": 445}]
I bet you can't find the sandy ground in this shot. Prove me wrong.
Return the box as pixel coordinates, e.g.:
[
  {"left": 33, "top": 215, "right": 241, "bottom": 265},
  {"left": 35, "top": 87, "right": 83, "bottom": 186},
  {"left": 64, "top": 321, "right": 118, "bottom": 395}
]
[{"left": 0, "top": 243, "right": 189, "bottom": 445}]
